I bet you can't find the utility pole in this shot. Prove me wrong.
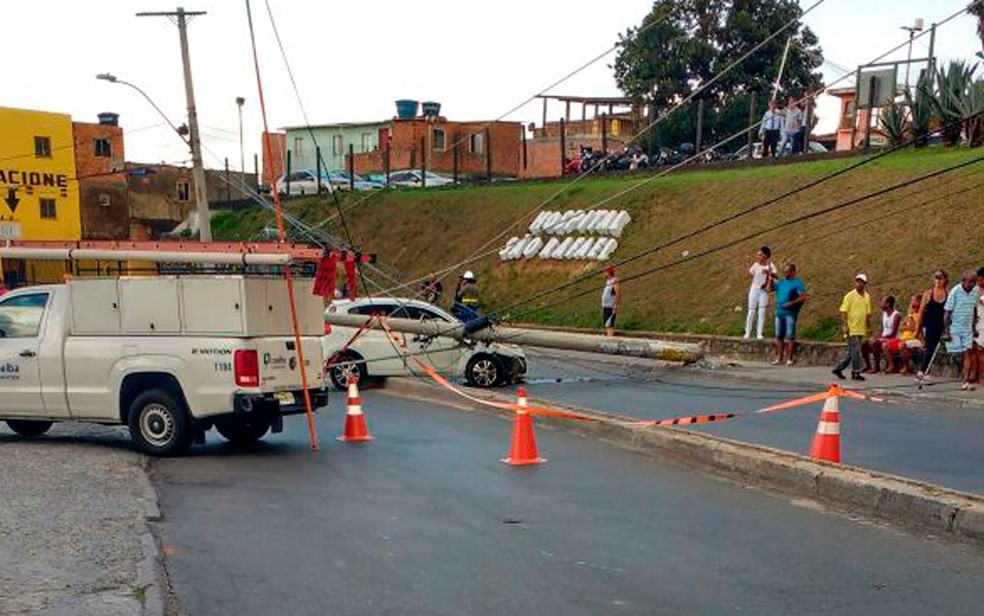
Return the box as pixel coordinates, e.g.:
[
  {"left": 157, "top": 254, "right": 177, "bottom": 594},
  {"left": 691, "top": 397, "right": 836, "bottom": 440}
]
[
  {"left": 901, "top": 18, "right": 924, "bottom": 92},
  {"left": 137, "top": 7, "right": 212, "bottom": 242}
]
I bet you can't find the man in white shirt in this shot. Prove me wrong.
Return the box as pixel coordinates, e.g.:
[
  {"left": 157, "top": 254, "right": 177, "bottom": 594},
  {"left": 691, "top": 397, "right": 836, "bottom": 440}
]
[
  {"left": 759, "top": 100, "right": 783, "bottom": 158},
  {"left": 780, "top": 98, "right": 804, "bottom": 155}
]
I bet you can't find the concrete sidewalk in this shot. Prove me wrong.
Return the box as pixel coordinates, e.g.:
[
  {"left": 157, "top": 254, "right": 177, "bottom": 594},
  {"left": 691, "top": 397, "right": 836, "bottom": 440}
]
[{"left": 0, "top": 424, "right": 163, "bottom": 616}]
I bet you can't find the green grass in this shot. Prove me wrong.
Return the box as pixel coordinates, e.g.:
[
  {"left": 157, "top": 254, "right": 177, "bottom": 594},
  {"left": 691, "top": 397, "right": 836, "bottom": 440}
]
[{"left": 215, "top": 147, "right": 984, "bottom": 341}]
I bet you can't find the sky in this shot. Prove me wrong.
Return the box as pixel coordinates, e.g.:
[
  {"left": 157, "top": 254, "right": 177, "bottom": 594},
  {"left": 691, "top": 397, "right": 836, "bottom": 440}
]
[{"left": 2, "top": 1, "right": 980, "bottom": 172}]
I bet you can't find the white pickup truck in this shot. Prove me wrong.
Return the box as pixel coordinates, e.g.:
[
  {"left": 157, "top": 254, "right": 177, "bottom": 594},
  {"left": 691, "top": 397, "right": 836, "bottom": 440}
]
[{"left": 0, "top": 275, "right": 327, "bottom": 456}]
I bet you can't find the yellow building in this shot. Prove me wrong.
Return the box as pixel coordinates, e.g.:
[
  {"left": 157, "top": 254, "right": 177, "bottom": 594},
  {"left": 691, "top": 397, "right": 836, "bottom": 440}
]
[
  {"left": 0, "top": 107, "right": 82, "bottom": 284},
  {"left": 0, "top": 107, "right": 82, "bottom": 239}
]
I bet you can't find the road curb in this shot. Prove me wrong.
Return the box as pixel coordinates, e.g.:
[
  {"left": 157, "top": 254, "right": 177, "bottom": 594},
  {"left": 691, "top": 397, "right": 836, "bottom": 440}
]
[
  {"left": 137, "top": 459, "right": 165, "bottom": 616},
  {"left": 380, "top": 376, "right": 984, "bottom": 545}
]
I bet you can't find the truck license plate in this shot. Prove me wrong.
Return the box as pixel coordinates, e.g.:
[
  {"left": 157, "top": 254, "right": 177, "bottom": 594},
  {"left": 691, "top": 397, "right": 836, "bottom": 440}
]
[{"left": 274, "top": 391, "right": 295, "bottom": 406}]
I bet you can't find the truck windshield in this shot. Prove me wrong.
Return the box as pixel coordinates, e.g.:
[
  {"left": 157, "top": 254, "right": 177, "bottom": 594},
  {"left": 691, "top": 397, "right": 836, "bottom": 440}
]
[{"left": 0, "top": 293, "right": 48, "bottom": 338}]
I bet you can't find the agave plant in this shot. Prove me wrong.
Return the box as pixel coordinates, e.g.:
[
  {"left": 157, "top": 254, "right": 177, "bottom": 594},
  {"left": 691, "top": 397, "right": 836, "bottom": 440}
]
[
  {"left": 879, "top": 99, "right": 910, "bottom": 147},
  {"left": 926, "top": 61, "right": 977, "bottom": 146},
  {"left": 907, "top": 71, "right": 935, "bottom": 148},
  {"left": 947, "top": 64, "right": 984, "bottom": 148},
  {"left": 965, "top": 79, "right": 984, "bottom": 147}
]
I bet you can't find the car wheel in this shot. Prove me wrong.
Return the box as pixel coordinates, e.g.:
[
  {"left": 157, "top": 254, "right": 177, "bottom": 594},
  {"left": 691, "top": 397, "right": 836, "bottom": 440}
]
[
  {"left": 328, "top": 352, "right": 367, "bottom": 391},
  {"left": 6, "top": 419, "right": 53, "bottom": 437},
  {"left": 465, "top": 354, "right": 504, "bottom": 388},
  {"left": 127, "top": 389, "right": 192, "bottom": 457},
  {"left": 215, "top": 416, "right": 272, "bottom": 446}
]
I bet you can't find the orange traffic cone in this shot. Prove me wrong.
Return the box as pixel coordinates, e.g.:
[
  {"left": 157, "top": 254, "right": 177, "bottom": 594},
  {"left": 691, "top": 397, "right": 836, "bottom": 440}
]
[
  {"left": 808, "top": 385, "right": 840, "bottom": 463},
  {"left": 338, "top": 375, "right": 373, "bottom": 442},
  {"left": 501, "top": 386, "right": 544, "bottom": 466}
]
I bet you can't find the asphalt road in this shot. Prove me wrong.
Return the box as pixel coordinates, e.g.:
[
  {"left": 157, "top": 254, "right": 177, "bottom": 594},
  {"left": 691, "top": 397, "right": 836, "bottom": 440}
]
[
  {"left": 523, "top": 350, "right": 984, "bottom": 495},
  {"left": 153, "top": 392, "right": 984, "bottom": 616}
]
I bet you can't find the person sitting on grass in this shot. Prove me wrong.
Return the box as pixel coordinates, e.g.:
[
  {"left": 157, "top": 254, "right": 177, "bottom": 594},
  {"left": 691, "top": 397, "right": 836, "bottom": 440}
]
[
  {"left": 861, "top": 295, "right": 900, "bottom": 374},
  {"left": 895, "top": 294, "right": 925, "bottom": 375}
]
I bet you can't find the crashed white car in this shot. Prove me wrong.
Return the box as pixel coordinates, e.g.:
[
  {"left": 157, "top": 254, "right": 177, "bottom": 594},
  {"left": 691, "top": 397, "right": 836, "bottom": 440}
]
[{"left": 322, "top": 298, "right": 526, "bottom": 390}]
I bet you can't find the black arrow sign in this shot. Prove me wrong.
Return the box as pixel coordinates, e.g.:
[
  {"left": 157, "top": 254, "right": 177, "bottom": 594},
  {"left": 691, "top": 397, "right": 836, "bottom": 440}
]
[{"left": 4, "top": 188, "right": 18, "bottom": 214}]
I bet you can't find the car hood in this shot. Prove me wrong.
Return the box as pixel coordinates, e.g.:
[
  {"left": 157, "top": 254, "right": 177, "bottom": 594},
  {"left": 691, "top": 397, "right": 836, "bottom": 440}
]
[{"left": 477, "top": 341, "right": 525, "bottom": 358}]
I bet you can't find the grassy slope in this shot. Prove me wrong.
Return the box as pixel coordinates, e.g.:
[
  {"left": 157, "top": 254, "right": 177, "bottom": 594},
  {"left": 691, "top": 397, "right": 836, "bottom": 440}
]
[{"left": 213, "top": 147, "right": 984, "bottom": 340}]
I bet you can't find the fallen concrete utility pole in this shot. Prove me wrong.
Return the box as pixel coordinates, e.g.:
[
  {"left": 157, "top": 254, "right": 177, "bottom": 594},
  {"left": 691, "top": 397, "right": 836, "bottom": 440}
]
[{"left": 324, "top": 312, "right": 704, "bottom": 363}]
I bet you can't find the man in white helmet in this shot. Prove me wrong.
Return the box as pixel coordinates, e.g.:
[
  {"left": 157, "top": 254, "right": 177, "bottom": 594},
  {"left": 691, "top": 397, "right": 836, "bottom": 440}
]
[{"left": 452, "top": 271, "right": 481, "bottom": 321}]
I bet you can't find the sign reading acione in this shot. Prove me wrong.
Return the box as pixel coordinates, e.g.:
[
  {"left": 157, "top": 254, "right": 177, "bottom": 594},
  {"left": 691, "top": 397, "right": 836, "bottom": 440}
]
[{"left": 499, "top": 209, "right": 631, "bottom": 262}]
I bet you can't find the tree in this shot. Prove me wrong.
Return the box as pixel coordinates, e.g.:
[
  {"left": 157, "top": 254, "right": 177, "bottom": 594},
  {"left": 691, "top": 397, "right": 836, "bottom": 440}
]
[{"left": 613, "top": 0, "right": 824, "bottom": 151}]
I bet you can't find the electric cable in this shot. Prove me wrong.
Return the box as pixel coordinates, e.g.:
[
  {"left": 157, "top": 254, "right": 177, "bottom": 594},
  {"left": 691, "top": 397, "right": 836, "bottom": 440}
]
[
  {"left": 378, "top": 1, "right": 975, "bottom": 297},
  {"left": 430, "top": 0, "right": 828, "bottom": 284},
  {"left": 508, "top": 145, "right": 984, "bottom": 320},
  {"left": 288, "top": 4, "right": 680, "bottom": 239}
]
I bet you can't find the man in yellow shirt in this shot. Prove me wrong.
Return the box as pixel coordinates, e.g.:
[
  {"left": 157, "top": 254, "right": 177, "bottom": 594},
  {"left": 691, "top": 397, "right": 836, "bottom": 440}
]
[{"left": 833, "top": 273, "right": 872, "bottom": 381}]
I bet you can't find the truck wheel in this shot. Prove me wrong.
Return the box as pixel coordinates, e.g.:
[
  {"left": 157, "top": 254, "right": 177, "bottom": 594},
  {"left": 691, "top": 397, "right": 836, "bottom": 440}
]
[
  {"left": 328, "top": 352, "right": 366, "bottom": 391},
  {"left": 6, "top": 420, "right": 53, "bottom": 437},
  {"left": 215, "top": 416, "right": 272, "bottom": 446},
  {"left": 127, "top": 390, "right": 192, "bottom": 457},
  {"left": 465, "top": 354, "right": 504, "bottom": 388}
]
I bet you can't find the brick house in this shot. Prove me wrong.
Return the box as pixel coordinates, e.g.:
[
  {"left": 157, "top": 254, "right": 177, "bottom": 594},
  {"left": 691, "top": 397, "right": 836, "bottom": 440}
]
[
  {"left": 73, "top": 113, "right": 129, "bottom": 239},
  {"left": 347, "top": 118, "right": 523, "bottom": 179},
  {"left": 262, "top": 131, "right": 287, "bottom": 185},
  {"left": 519, "top": 95, "right": 645, "bottom": 179},
  {"left": 280, "top": 107, "right": 523, "bottom": 180}
]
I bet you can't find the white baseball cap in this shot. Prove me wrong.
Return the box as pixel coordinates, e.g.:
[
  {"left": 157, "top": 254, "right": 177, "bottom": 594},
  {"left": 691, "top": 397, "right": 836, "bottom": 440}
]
[
  {"left": 855, "top": 273, "right": 868, "bottom": 283},
  {"left": 463, "top": 271, "right": 476, "bottom": 280}
]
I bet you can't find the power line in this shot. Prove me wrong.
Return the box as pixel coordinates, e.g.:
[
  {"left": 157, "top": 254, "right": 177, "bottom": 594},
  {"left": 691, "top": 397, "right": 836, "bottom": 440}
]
[
  {"left": 380, "top": 1, "right": 972, "bottom": 297},
  {"left": 267, "top": 1, "right": 680, "bottom": 250},
  {"left": 509, "top": 149, "right": 984, "bottom": 320},
  {"left": 434, "top": 0, "right": 828, "bottom": 283},
  {"left": 0, "top": 122, "right": 167, "bottom": 166},
  {"left": 494, "top": 128, "right": 962, "bottom": 318},
  {"left": 590, "top": 170, "right": 984, "bottom": 325}
]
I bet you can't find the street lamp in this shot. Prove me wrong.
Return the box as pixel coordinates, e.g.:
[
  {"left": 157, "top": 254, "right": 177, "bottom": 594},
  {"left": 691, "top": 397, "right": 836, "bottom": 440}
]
[
  {"left": 97, "top": 72, "right": 211, "bottom": 242},
  {"left": 235, "top": 96, "right": 245, "bottom": 175},
  {"left": 96, "top": 73, "right": 189, "bottom": 146},
  {"left": 901, "top": 18, "right": 924, "bottom": 90}
]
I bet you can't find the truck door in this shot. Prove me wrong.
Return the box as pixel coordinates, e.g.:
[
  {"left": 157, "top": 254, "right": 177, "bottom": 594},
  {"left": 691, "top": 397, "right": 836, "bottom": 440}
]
[{"left": 0, "top": 292, "right": 49, "bottom": 416}]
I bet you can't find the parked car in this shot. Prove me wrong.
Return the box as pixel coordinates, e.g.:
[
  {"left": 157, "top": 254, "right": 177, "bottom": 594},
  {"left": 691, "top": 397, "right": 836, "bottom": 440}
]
[
  {"left": 331, "top": 171, "right": 384, "bottom": 191},
  {"left": 322, "top": 298, "right": 526, "bottom": 390},
  {"left": 276, "top": 170, "right": 380, "bottom": 195},
  {"left": 386, "top": 170, "right": 455, "bottom": 187},
  {"left": 277, "top": 170, "right": 327, "bottom": 196}
]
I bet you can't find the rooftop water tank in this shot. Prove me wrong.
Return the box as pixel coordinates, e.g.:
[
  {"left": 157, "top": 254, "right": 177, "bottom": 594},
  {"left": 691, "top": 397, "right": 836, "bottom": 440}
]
[
  {"left": 98, "top": 112, "right": 120, "bottom": 126},
  {"left": 395, "top": 100, "right": 419, "bottom": 120},
  {"left": 421, "top": 101, "right": 441, "bottom": 118}
]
